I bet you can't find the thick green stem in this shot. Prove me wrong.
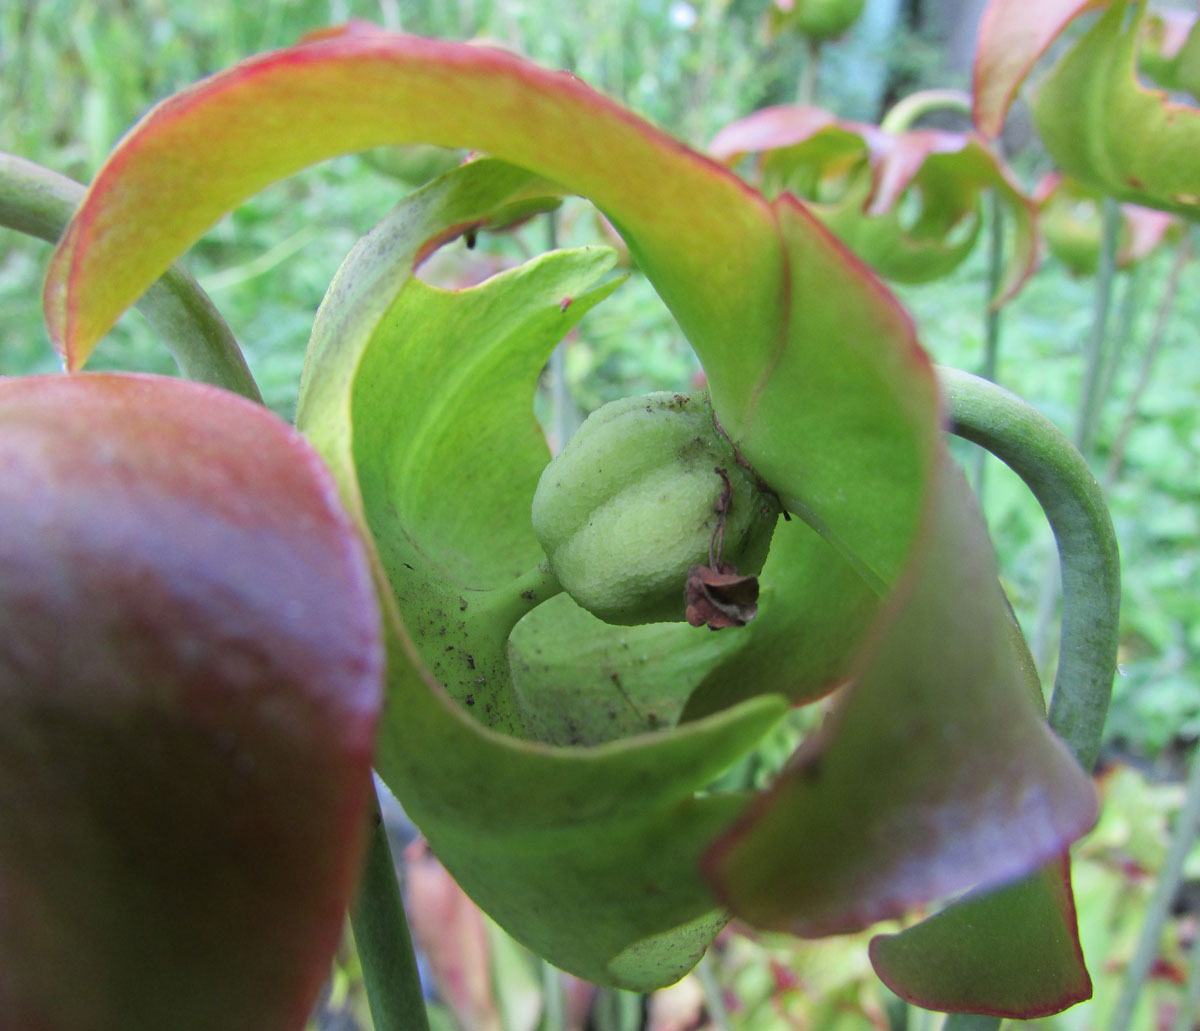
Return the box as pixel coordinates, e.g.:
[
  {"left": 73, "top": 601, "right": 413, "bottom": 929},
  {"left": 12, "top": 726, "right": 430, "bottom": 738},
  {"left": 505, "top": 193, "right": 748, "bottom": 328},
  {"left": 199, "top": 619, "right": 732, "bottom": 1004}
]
[
  {"left": 478, "top": 559, "right": 564, "bottom": 639},
  {"left": 0, "top": 152, "right": 262, "bottom": 402},
  {"left": 940, "top": 367, "right": 1120, "bottom": 773},
  {"left": 351, "top": 784, "right": 431, "bottom": 1031},
  {"left": 1109, "top": 740, "right": 1200, "bottom": 1031}
]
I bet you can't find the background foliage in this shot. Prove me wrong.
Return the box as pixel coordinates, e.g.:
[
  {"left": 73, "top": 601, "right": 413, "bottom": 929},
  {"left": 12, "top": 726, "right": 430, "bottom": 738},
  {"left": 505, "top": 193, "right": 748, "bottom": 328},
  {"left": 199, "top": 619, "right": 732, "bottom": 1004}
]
[{"left": 3, "top": 0, "right": 1199, "bottom": 1027}]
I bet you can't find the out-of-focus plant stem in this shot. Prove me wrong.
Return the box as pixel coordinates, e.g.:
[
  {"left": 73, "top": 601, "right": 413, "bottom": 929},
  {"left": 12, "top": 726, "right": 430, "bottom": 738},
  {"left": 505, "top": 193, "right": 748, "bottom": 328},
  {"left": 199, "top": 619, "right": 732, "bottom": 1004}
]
[
  {"left": 1094, "top": 259, "right": 1143, "bottom": 442},
  {"left": 798, "top": 36, "right": 822, "bottom": 105},
  {"left": 351, "top": 785, "right": 431, "bottom": 1031},
  {"left": 1171, "top": 911, "right": 1200, "bottom": 1031},
  {"left": 696, "top": 952, "right": 731, "bottom": 1031},
  {"left": 972, "top": 190, "right": 1006, "bottom": 499},
  {"left": 594, "top": 988, "right": 642, "bottom": 1031},
  {"left": 1105, "top": 231, "right": 1191, "bottom": 486},
  {"left": 0, "top": 152, "right": 262, "bottom": 402},
  {"left": 541, "top": 960, "right": 565, "bottom": 1031},
  {"left": 1108, "top": 740, "right": 1200, "bottom": 1031},
  {"left": 1076, "top": 197, "right": 1121, "bottom": 455}
]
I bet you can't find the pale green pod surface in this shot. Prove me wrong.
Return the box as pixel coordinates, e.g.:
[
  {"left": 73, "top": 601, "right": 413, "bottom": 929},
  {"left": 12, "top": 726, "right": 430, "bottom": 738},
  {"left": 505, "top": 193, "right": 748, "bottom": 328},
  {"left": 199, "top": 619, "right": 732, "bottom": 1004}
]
[{"left": 532, "top": 392, "right": 780, "bottom": 626}]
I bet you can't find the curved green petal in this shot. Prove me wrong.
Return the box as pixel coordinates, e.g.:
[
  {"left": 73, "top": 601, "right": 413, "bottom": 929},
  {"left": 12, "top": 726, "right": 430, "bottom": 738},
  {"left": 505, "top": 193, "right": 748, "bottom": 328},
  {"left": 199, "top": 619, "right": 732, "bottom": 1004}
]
[
  {"left": 0, "top": 373, "right": 382, "bottom": 1031},
  {"left": 1034, "top": 0, "right": 1200, "bottom": 217},
  {"left": 297, "top": 157, "right": 787, "bottom": 985}
]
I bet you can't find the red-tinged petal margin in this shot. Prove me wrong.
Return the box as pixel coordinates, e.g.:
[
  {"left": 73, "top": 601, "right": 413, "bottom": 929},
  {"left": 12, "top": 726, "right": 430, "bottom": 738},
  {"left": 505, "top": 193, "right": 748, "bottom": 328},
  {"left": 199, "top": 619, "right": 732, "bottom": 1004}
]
[
  {"left": 973, "top": 0, "right": 1107, "bottom": 138},
  {"left": 43, "top": 32, "right": 780, "bottom": 385},
  {"left": 0, "top": 373, "right": 382, "bottom": 1031},
  {"left": 870, "top": 858, "right": 1092, "bottom": 1018}
]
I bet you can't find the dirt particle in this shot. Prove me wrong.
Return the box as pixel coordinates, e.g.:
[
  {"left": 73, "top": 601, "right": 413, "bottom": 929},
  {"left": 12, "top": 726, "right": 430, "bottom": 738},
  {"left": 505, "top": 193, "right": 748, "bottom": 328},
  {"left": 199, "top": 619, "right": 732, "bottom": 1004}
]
[{"left": 465, "top": 693, "right": 475, "bottom": 706}]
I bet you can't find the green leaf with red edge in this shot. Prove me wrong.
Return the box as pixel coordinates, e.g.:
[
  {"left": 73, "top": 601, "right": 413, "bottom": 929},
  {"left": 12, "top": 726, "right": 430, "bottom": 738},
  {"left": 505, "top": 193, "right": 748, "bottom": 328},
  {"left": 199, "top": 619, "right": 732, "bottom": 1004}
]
[
  {"left": 1034, "top": 0, "right": 1200, "bottom": 217},
  {"left": 704, "top": 459, "right": 1096, "bottom": 937},
  {"left": 865, "top": 615, "right": 1091, "bottom": 1019},
  {"left": 43, "top": 31, "right": 1098, "bottom": 1013},
  {"left": 0, "top": 372, "right": 382, "bottom": 1031},
  {"left": 972, "top": 0, "right": 1105, "bottom": 138},
  {"left": 710, "top": 107, "right": 1038, "bottom": 304},
  {"left": 870, "top": 858, "right": 1091, "bottom": 1018}
]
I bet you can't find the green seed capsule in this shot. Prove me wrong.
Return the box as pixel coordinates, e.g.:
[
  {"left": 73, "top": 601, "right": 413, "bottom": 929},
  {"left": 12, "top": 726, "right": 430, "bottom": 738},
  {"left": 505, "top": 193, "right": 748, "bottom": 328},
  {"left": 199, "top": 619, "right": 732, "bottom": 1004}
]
[{"left": 532, "top": 392, "right": 780, "bottom": 626}]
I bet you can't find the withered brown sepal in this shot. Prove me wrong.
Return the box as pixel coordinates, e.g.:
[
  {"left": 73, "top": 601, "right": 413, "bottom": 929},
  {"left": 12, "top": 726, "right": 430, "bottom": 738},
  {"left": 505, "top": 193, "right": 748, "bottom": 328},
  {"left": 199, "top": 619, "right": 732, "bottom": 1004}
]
[{"left": 685, "top": 563, "right": 759, "bottom": 630}]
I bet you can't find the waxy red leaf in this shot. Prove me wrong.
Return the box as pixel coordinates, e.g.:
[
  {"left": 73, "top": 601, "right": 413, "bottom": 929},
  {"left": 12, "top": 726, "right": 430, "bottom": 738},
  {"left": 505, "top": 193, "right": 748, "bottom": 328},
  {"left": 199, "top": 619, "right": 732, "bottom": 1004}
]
[{"left": 0, "top": 373, "right": 382, "bottom": 1031}]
